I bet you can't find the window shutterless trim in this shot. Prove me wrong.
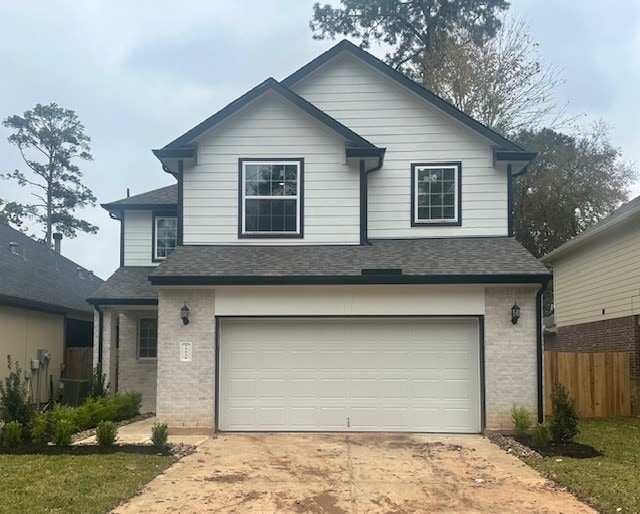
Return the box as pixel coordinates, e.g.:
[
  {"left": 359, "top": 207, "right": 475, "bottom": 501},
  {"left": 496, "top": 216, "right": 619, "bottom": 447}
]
[
  {"left": 152, "top": 210, "right": 178, "bottom": 262},
  {"left": 137, "top": 316, "right": 158, "bottom": 360},
  {"left": 237, "top": 158, "right": 304, "bottom": 239},
  {"left": 411, "top": 162, "right": 462, "bottom": 227}
]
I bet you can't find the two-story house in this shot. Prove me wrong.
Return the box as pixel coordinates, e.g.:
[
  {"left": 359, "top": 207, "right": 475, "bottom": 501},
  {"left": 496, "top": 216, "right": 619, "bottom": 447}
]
[{"left": 88, "top": 40, "right": 549, "bottom": 433}]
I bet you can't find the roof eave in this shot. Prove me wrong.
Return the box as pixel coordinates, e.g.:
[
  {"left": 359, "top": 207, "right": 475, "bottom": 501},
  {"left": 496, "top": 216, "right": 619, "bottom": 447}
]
[
  {"left": 541, "top": 208, "right": 640, "bottom": 263},
  {"left": 149, "top": 273, "right": 550, "bottom": 286}
]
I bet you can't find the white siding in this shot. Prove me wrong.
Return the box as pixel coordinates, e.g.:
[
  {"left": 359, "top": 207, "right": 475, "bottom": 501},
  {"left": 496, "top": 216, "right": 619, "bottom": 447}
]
[
  {"left": 553, "top": 222, "right": 640, "bottom": 327},
  {"left": 123, "top": 210, "right": 155, "bottom": 266},
  {"left": 292, "top": 55, "right": 508, "bottom": 238},
  {"left": 183, "top": 92, "right": 360, "bottom": 245}
]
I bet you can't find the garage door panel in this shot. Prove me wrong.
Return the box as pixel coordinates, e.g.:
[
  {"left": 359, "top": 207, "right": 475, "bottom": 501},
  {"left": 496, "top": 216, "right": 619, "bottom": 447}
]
[{"left": 219, "top": 318, "right": 480, "bottom": 432}]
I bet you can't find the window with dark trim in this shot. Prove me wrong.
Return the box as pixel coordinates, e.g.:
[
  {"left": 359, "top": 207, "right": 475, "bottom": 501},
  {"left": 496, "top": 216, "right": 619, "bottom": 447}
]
[
  {"left": 138, "top": 317, "right": 157, "bottom": 359},
  {"left": 239, "top": 159, "right": 303, "bottom": 237},
  {"left": 411, "top": 162, "right": 461, "bottom": 226},
  {"left": 154, "top": 215, "right": 177, "bottom": 259}
]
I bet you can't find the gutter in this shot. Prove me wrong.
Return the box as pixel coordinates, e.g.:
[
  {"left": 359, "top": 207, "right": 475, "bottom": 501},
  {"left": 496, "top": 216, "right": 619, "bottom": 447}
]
[
  {"left": 360, "top": 152, "right": 385, "bottom": 245},
  {"left": 536, "top": 278, "right": 550, "bottom": 423}
]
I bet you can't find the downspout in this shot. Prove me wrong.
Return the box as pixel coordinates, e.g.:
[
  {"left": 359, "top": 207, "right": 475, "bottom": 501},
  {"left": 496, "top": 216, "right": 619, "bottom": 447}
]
[
  {"left": 536, "top": 278, "right": 550, "bottom": 423},
  {"left": 360, "top": 154, "right": 384, "bottom": 245},
  {"left": 95, "top": 305, "right": 104, "bottom": 366}
]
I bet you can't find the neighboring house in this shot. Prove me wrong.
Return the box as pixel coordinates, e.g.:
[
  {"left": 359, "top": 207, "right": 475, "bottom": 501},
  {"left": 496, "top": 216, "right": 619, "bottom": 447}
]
[
  {"left": 0, "top": 222, "right": 103, "bottom": 402},
  {"left": 89, "top": 40, "right": 549, "bottom": 432},
  {"left": 541, "top": 195, "right": 640, "bottom": 415}
]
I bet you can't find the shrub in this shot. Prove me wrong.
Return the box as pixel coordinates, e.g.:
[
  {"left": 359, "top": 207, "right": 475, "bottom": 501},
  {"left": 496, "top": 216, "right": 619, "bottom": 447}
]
[
  {"left": 87, "top": 363, "right": 108, "bottom": 399},
  {"left": 151, "top": 422, "right": 169, "bottom": 448},
  {"left": 96, "top": 421, "right": 118, "bottom": 449},
  {"left": 0, "top": 356, "right": 34, "bottom": 427},
  {"left": 511, "top": 404, "right": 534, "bottom": 436},
  {"left": 550, "top": 383, "right": 579, "bottom": 443},
  {"left": 31, "top": 411, "right": 51, "bottom": 445},
  {"left": 531, "top": 422, "right": 552, "bottom": 448},
  {"left": 51, "top": 404, "right": 76, "bottom": 446},
  {"left": 2, "top": 420, "right": 23, "bottom": 448}
]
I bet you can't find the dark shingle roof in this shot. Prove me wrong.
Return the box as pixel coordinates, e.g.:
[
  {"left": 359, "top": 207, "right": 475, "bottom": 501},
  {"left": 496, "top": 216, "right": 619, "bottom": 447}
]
[
  {"left": 150, "top": 238, "right": 549, "bottom": 285},
  {"left": 101, "top": 184, "right": 177, "bottom": 210},
  {"left": 542, "top": 194, "right": 640, "bottom": 263},
  {"left": 0, "top": 223, "right": 103, "bottom": 315},
  {"left": 87, "top": 267, "right": 158, "bottom": 304}
]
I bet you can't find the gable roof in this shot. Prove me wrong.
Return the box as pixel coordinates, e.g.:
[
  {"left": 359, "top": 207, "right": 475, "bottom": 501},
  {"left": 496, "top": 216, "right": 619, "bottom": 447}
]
[
  {"left": 154, "top": 77, "right": 384, "bottom": 160},
  {"left": 282, "top": 40, "right": 530, "bottom": 158},
  {"left": 101, "top": 184, "right": 177, "bottom": 214},
  {"left": 149, "top": 237, "right": 549, "bottom": 286},
  {"left": 0, "top": 222, "right": 103, "bottom": 316},
  {"left": 542, "top": 194, "right": 640, "bottom": 263}
]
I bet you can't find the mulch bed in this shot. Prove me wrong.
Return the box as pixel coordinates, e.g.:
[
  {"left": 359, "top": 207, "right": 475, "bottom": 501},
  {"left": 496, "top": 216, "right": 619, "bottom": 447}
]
[{"left": 489, "top": 433, "right": 602, "bottom": 460}]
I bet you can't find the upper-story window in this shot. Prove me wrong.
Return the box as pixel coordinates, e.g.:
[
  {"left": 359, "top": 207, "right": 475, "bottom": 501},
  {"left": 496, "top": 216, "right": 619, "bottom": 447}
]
[
  {"left": 239, "top": 158, "right": 303, "bottom": 237},
  {"left": 154, "top": 215, "right": 177, "bottom": 260},
  {"left": 411, "top": 162, "right": 461, "bottom": 226}
]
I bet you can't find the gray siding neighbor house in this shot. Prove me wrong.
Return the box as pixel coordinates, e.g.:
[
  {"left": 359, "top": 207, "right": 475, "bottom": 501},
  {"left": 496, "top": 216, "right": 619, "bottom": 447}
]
[{"left": 89, "top": 40, "right": 549, "bottom": 432}]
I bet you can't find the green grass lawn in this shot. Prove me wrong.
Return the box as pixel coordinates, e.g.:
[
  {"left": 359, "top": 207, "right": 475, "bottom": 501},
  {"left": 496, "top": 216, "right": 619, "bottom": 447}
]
[
  {"left": 0, "top": 452, "right": 175, "bottom": 513},
  {"left": 526, "top": 417, "right": 640, "bottom": 512}
]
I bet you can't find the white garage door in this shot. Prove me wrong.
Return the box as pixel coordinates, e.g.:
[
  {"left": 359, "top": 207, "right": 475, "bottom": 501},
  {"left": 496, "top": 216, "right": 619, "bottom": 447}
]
[{"left": 218, "top": 318, "right": 480, "bottom": 432}]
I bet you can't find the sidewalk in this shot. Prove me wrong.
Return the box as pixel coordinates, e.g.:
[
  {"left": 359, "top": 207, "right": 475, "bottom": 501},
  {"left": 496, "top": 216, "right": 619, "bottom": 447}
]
[{"left": 75, "top": 417, "right": 210, "bottom": 446}]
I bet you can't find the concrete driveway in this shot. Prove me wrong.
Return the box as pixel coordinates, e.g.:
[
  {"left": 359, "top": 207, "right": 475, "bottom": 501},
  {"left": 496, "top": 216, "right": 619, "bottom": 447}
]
[{"left": 114, "top": 433, "right": 594, "bottom": 513}]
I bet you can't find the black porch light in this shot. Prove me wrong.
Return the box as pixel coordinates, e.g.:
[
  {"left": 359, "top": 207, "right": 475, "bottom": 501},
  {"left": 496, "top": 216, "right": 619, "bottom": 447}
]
[
  {"left": 511, "top": 302, "right": 520, "bottom": 325},
  {"left": 180, "top": 303, "right": 190, "bottom": 325}
]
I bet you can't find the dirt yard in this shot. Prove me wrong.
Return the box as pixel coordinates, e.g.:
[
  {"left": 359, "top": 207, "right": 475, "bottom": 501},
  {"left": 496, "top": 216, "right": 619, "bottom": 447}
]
[{"left": 113, "top": 432, "right": 595, "bottom": 513}]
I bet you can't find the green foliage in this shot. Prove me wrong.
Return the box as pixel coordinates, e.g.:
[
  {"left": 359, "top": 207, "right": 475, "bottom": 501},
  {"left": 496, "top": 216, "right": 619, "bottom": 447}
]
[
  {"left": 310, "top": 0, "right": 509, "bottom": 81},
  {"left": 87, "top": 363, "right": 108, "bottom": 399},
  {"left": 0, "top": 199, "right": 35, "bottom": 229},
  {"left": 2, "top": 102, "right": 97, "bottom": 244},
  {"left": 51, "top": 404, "right": 75, "bottom": 446},
  {"left": 31, "top": 411, "right": 50, "bottom": 445},
  {"left": 96, "top": 421, "right": 118, "bottom": 449},
  {"left": 550, "top": 383, "right": 579, "bottom": 443},
  {"left": 511, "top": 404, "right": 533, "bottom": 436},
  {"left": 531, "top": 422, "right": 552, "bottom": 448},
  {"left": 151, "top": 422, "right": 169, "bottom": 448},
  {"left": 0, "top": 356, "right": 34, "bottom": 427},
  {"left": 2, "top": 421, "right": 23, "bottom": 448},
  {"left": 72, "top": 392, "right": 141, "bottom": 431}
]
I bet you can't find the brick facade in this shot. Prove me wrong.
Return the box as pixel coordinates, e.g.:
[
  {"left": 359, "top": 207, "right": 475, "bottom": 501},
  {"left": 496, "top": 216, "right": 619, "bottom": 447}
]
[
  {"left": 484, "top": 286, "right": 539, "bottom": 430},
  {"left": 546, "top": 315, "right": 640, "bottom": 414},
  {"left": 118, "top": 312, "right": 158, "bottom": 413}
]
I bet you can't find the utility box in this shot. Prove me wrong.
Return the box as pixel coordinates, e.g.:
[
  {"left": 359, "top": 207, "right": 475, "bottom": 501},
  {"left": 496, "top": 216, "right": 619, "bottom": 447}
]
[{"left": 60, "top": 379, "right": 89, "bottom": 407}]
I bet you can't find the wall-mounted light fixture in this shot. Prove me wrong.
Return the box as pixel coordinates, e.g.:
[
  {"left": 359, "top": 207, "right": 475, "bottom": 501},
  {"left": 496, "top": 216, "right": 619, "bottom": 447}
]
[
  {"left": 511, "top": 302, "right": 520, "bottom": 325},
  {"left": 180, "top": 303, "right": 190, "bottom": 325}
]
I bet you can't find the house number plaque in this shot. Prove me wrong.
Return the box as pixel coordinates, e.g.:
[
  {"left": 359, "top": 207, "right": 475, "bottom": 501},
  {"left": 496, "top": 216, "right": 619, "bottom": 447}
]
[{"left": 180, "top": 342, "right": 192, "bottom": 362}]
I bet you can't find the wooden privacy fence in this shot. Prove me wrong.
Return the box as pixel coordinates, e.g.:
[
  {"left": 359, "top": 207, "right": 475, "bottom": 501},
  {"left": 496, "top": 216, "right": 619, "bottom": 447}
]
[
  {"left": 544, "top": 351, "right": 631, "bottom": 417},
  {"left": 65, "top": 347, "right": 93, "bottom": 380}
]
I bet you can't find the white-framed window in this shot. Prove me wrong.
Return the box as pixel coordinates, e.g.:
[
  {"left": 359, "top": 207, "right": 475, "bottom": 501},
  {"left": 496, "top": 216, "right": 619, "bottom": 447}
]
[
  {"left": 411, "top": 162, "right": 461, "bottom": 225},
  {"left": 240, "top": 159, "right": 303, "bottom": 237},
  {"left": 154, "top": 215, "right": 177, "bottom": 260},
  {"left": 138, "top": 317, "right": 157, "bottom": 359}
]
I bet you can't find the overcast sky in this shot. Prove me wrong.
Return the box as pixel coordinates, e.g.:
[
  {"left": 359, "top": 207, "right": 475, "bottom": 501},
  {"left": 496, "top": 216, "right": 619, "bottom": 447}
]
[{"left": 1, "top": 0, "right": 638, "bottom": 279}]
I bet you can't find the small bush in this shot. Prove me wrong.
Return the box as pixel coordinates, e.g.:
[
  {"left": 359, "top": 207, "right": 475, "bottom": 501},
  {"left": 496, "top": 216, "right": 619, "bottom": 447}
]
[
  {"left": 96, "top": 421, "right": 118, "bottom": 449},
  {"left": 531, "top": 422, "right": 552, "bottom": 448},
  {"left": 2, "top": 420, "right": 23, "bottom": 448},
  {"left": 550, "top": 383, "right": 579, "bottom": 443},
  {"left": 87, "top": 363, "right": 108, "bottom": 399},
  {"left": 151, "top": 422, "right": 169, "bottom": 448},
  {"left": 31, "top": 411, "right": 51, "bottom": 445},
  {"left": 0, "top": 356, "right": 34, "bottom": 427},
  {"left": 52, "top": 418, "right": 74, "bottom": 446},
  {"left": 511, "top": 404, "right": 534, "bottom": 436}
]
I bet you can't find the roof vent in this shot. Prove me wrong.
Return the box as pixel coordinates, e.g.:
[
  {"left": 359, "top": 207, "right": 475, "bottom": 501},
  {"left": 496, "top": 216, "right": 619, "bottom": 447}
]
[
  {"left": 361, "top": 268, "right": 403, "bottom": 276},
  {"left": 52, "top": 232, "right": 62, "bottom": 254},
  {"left": 9, "top": 242, "right": 19, "bottom": 255},
  {"left": 88, "top": 270, "right": 94, "bottom": 281},
  {"left": 77, "top": 267, "right": 84, "bottom": 279}
]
